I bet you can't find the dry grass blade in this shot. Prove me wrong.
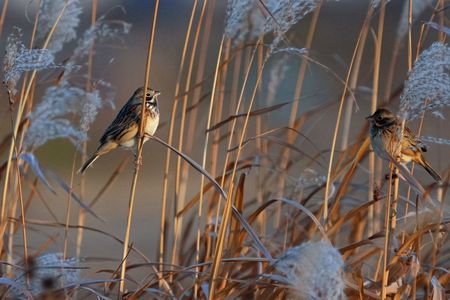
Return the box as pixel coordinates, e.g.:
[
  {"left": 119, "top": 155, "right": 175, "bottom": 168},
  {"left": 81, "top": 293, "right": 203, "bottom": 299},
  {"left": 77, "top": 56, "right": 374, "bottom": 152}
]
[
  {"left": 147, "top": 135, "right": 227, "bottom": 199},
  {"left": 328, "top": 138, "right": 370, "bottom": 221},
  {"left": 206, "top": 100, "right": 293, "bottom": 132},
  {"left": 45, "top": 169, "right": 103, "bottom": 221},
  {"left": 253, "top": 197, "right": 328, "bottom": 241},
  {"left": 231, "top": 206, "right": 272, "bottom": 259}
]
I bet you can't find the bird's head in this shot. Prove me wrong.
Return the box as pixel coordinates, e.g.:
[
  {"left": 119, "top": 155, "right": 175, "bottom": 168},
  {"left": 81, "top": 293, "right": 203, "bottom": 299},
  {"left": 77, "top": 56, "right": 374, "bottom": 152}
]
[
  {"left": 366, "top": 108, "right": 397, "bottom": 127},
  {"left": 131, "top": 87, "right": 161, "bottom": 111}
]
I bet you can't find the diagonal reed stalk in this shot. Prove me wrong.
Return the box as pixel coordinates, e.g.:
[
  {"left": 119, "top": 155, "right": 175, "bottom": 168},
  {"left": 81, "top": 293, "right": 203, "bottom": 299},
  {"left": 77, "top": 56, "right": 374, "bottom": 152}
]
[
  {"left": 171, "top": 0, "right": 207, "bottom": 269},
  {"left": 159, "top": 0, "right": 198, "bottom": 275},
  {"left": 275, "top": 3, "right": 321, "bottom": 226},
  {"left": 0, "top": 0, "right": 8, "bottom": 39},
  {"left": 213, "top": 44, "right": 258, "bottom": 238},
  {"left": 194, "top": 34, "right": 223, "bottom": 299},
  {"left": 1, "top": 0, "right": 69, "bottom": 225},
  {"left": 76, "top": 0, "right": 98, "bottom": 258},
  {"left": 323, "top": 2, "right": 376, "bottom": 223},
  {"left": 209, "top": 39, "right": 266, "bottom": 300},
  {"left": 119, "top": 0, "right": 159, "bottom": 296}
]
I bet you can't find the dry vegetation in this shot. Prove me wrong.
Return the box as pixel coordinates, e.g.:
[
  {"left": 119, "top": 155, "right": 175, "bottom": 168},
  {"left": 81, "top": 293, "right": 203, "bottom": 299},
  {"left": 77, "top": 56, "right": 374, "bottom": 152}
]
[{"left": 0, "top": 0, "right": 449, "bottom": 299}]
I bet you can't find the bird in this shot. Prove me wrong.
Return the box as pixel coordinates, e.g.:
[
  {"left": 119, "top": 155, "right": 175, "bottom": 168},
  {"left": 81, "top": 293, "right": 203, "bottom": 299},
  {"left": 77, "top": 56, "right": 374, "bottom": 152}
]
[
  {"left": 79, "top": 86, "right": 160, "bottom": 173},
  {"left": 367, "top": 108, "right": 441, "bottom": 182}
]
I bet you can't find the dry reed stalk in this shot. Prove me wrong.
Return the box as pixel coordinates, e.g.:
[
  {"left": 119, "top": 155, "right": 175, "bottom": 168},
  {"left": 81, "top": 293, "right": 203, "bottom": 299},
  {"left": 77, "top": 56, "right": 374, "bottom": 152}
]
[
  {"left": 255, "top": 44, "right": 265, "bottom": 234},
  {"left": 0, "top": 0, "right": 9, "bottom": 39},
  {"left": 381, "top": 162, "right": 394, "bottom": 300},
  {"left": 1, "top": 0, "right": 69, "bottom": 224},
  {"left": 209, "top": 39, "right": 266, "bottom": 300},
  {"left": 171, "top": 0, "right": 207, "bottom": 269},
  {"left": 214, "top": 44, "right": 259, "bottom": 234},
  {"left": 371, "top": 0, "right": 385, "bottom": 241},
  {"left": 209, "top": 39, "right": 229, "bottom": 182},
  {"left": 13, "top": 154, "right": 28, "bottom": 263},
  {"left": 159, "top": 0, "right": 198, "bottom": 275},
  {"left": 119, "top": 0, "right": 159, "bottom": 296},
  {"left": 193, "top": 35, "right": 223, "bottom": 299},
  {"left": 275, "top": 4, "right": 321, "bottom": 227},
  {"left": 76, "top": 0, "right": 98, "bottom": 258},
  {"left": 182, "top": 0, "right": 216, "bottom": 191},
  {"left": 323, "top": 2, "right": 377, "bottom": 223},
  {"left": 4, "top": 2, "right": 41, "bottom": 274},
  {"left": 63, "top": 152, "right": 77, "bottom": 259},
  {"left": 341, "top": 6, "right": 373, "bottom": 152}
]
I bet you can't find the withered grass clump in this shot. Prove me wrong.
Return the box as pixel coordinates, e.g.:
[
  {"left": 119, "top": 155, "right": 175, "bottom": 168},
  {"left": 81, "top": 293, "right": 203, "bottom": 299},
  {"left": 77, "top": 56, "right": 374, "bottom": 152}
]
[{"left": 0, "top": 0, "right": 448, "bottom": 299}]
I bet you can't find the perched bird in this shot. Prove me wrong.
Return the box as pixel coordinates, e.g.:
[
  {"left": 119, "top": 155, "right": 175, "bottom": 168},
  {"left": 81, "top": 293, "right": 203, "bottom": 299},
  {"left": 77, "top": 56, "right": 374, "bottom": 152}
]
[
  {"left": 367, "top": 108, "right": 441, "bottom": 182},
  {"left": 79, "top": 87, "right": 160, "bottom": 173}
]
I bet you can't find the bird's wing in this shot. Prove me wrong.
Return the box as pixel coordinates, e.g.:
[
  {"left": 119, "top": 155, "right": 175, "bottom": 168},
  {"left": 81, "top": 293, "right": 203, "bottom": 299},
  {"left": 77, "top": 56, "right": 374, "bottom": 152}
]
[
  {"left": 403, "top": 126, "right": 427, "bottom": 152},
  {"left": 99, "top": 103, "right": 140, "bottom": 145}
]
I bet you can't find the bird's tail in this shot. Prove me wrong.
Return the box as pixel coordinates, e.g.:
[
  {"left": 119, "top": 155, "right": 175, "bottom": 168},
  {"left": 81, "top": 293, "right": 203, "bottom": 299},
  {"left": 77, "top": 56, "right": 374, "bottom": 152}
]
[
  {"left": 78, "top": 153, "right": 99, "bottom": 174},
  {"left": 420, "top": 158, "right": 442, "bottom": 182}
]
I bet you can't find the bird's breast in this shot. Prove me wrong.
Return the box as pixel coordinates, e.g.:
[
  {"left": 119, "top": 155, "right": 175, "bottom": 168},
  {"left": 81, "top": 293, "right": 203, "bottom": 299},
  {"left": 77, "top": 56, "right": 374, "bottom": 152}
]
[{"left": 143, "top": 113, "right": 159, "bottom": 141}]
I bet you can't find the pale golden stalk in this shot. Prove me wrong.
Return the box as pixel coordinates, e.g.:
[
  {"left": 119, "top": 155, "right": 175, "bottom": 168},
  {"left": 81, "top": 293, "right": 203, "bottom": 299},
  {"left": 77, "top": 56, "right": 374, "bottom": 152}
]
[
  {"left": 119, "top": 0, "right": 159, "bottom": 296},
  {"left": 1, "top": 0, "right": 70, "bottom": 224},
  {"left": 323, "top": 2, "right": 375, "bottom": 222},
  {"left": 171, "top": 0, "right": 207, "bottom": 269},
  {"left": 0, "top": 0, "right": 9, "bottom": 39},
  {"left": 275, "top": 4, "right": 321, "bottom": 226},
  {"left": 76, "top": 0, "right": 98, "bottom": 258},
  {"left": 159, "top": 0, "right": 198, "bottom": 274},
  {"left": 63, "top": 153, "right": 77, "bottom": 259},
  {"left": 194, "top": 35, "right": 223, "bottom": 299},
  {"left": 209, "top": 39, "right": 265, "bottom": 300}
]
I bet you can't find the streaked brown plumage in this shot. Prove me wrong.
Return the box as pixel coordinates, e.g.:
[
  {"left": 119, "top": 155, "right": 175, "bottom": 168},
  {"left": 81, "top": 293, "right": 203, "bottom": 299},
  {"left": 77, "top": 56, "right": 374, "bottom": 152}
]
[
  {"left": 367, "top": 108, "right": 441, "bottom": 182},
  {"left": 79, "top": 87, "right": 160, "bottom": 173}
]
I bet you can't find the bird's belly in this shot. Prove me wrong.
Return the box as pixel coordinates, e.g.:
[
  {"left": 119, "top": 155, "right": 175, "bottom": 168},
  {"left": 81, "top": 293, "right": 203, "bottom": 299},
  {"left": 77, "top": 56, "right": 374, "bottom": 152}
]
[
  {"left": 120, "top": 138, "right": 136, "bottom": 148},
  {"left": 143, "top": 115, "right": 159, "bottom": 142}
]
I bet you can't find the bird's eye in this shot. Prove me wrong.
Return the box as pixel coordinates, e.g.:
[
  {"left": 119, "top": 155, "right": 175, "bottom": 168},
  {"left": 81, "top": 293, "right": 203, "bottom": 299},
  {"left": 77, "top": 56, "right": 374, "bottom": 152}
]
[
  {"left": 376, "top": 115, "right": 383, "bottom": 121},
  {"left": 146, "top": 93, "right": 151, "bottom": 97}
]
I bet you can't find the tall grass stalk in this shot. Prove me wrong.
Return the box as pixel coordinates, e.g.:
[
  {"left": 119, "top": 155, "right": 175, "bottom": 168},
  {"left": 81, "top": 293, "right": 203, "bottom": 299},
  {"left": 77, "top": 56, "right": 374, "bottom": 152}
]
[
  {"left": 0, "top": 0, "right": 8, "bottom": 39},
  {"left": 209, "top": 39, "right": 265, "bottom": 299},
  {"left": 370, "top": 0, "right": 385, "bottom": 241},
  {"left": 182, "top": 0, "right": 216, "bottom": 204},
  {"left": 63, "top": 152, "right": 77, "bottom": 259},
  {"left": 119, "top": 0, "right": 159, "bottom": 296},
  {"left": 1, "top": 0, "right": 69, "bottom": 224},
  {"left": 215, "top": 44, "right": 259, "bottom": 233},
  {"left": 323, "top": 2, "right": 376, "bottom": 223},
  {"left": 160, "top": 0, "right": 198, "bottom": 274},
  {"left": 194, "top": 34, "right": 222, "bottom": 299},
  {"left": 276, "top": 4, "right": 321, "bottom": 226},
  {"left": 76, "top": 0, "right": 98, "bottom": 258},
  {"left": 171, "top": 0, "right": 207, "bottom": 269}
]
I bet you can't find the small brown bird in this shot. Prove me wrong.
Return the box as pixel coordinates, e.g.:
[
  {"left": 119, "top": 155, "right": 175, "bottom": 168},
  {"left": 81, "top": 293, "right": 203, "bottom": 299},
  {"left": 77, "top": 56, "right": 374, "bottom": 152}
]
[
  {"left": 367, "top": 108, "right": 441, "bottom": 182},
  {"left": 79, "top": 87, "right": 160, "bottom": 173}
]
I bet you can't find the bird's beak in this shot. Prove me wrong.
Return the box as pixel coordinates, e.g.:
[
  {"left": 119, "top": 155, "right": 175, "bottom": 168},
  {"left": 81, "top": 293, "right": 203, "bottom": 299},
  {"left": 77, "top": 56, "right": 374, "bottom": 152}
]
[
  {"left": 155, "top": 91, "right": 161, "bottom": 97},
  {"left": 366, "top": 113, "right": 374, "bottom": 120}
]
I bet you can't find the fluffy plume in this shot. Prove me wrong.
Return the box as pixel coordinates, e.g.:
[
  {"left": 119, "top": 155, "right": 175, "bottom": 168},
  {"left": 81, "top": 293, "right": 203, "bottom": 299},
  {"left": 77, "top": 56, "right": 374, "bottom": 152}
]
[
  {"left": 72, "top": 19, "right": 132, "bottom": 60},
  {"left": 24, "top": 83, "right": 93, "bottom": 150},
  {"left": 225, "top": 0, "right": 337, "bottom": 47},
  {"left": 420, "top": 136, "right": 450, "bottom": 146},
  {"left": 36, "top": 0, "right": 82, "bottom": 53},
  {"left": 399, "top": 42, "right": 450, "bottom": 120},
  {"left": 267, "top": 54, "right": 290, "bottom": 102},
  {"left": 273, "top": 241, "right": 346, "bottom": 300},
  {"left": 24, "top": 19, "right": 131, "bottom": 150},
  {"left": 3, "top": 28, "right": 55, "bottom": 95},
  {"left": 11, "top": 253, "right": 80, "bottom": 299},
  {"left": 224, "top": 0, "right": 264, "bottom": 45}
]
